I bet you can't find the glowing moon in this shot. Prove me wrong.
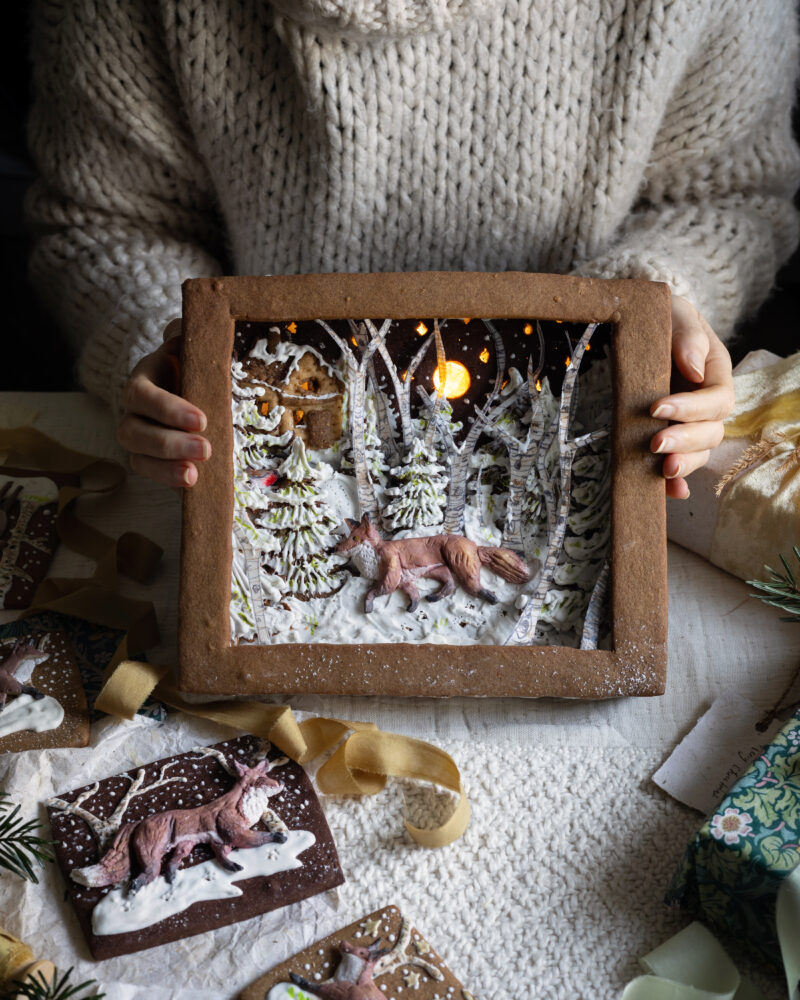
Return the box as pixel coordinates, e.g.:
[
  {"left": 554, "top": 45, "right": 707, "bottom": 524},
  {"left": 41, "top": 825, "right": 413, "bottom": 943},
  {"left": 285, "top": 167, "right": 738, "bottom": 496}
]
[{"left": 432, "top": 360, "right": 471, "bottom": 399}]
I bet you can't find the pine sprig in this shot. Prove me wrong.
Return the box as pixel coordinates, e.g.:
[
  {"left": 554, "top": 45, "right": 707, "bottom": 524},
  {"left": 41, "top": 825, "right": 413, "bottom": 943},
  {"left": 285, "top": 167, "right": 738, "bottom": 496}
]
[
  {"left": 748, "top": 546, "right": 800, "bottom": 623},
  {"left": 4, "top": 967, "right": 104, "bottom": 1000},
  {"left": 0, "top": 793, "right": 54, "bottom": 883}
]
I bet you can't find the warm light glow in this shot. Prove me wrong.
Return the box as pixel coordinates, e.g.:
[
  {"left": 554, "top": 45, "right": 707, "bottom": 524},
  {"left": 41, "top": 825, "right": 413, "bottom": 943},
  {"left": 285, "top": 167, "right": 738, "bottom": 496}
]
[
  {"left": 565, "top": 356, "right": 572, "bottom": 367},
  {"left": 432, "top": 360, "right": 471, "bottom": 399},
  {"left": 260, "top": 401, "right": 270, "bottom": 415},
  {"left": 462, "top": 318, "right": 471, "bottom": 324},
  {"left": 416, "top": 322, "right": 429, "bottom": 336},
  {"left": 523, "top": 323, "right": 533, "bottom": 336},
  {"left": 535, "top": 378, "right": 542, "bottom": 392},
  {"left": 401, "top": 370, "right": 408, "bottom": 382},
  {"left": 294, "top": 409, "right": 305, "bottom": 423},
  {"left": 287, "top": 322, "right": 297, "bottom": 334},
  {"left": 351, "top": 336, "right": 358, "bottom": 346},
  {"left": 300, "top": 381, "right": 311, "bottom": 391},
  {"left": 479, "top": 347, "right": 490, "bottom": 363},
  {"left": 586, "top": 343, "right": 591, "bottom": 350}
]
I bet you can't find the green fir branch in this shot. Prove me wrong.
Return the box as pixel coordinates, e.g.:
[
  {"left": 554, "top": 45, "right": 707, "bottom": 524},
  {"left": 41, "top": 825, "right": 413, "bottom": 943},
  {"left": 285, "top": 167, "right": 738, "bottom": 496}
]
[
  {"left": 4, "top": 967, "right": 104, "bottom": 1000},
  {"left": 0, "top": 794, "right": 54, "bottom": 884},
  {"left": 748, "top": 545, "right": 800, "bottom": 623}
]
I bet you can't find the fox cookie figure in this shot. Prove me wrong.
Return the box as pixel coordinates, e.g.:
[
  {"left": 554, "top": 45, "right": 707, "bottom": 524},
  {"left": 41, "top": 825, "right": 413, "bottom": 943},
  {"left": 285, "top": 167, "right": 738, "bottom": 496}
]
[
  {"left": 72, "top": 757, "right": 288, "bottom": 895},
  {"left": 336, "top": 513, "right": 530, "bottom": 613}
]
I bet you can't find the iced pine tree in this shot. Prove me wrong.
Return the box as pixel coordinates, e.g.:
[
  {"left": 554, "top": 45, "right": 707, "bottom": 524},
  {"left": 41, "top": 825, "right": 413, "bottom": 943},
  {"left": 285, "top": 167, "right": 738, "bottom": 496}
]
[
  {"left": 341, "top": 393, "right": 389, "bottom": 482},
  {"left": 383, "top": 438, "right": 448, "bottom": 531},
  {"left": 257, "top": 436, "right": 345, "bottom": 598}
]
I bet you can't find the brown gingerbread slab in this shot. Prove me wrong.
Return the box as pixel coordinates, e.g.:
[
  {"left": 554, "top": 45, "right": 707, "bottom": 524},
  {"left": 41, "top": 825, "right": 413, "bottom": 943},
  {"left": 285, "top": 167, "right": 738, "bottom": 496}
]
[
  {"left": 0, "top": 468, "right": 78, "bottom": 609},
  {"left": 239, "top": 905, "right": 473, "bottom": 1000},
  {"left": 0, "top": 631, "right": 89, "bottom": 752},
  {"left": 47, "top": 735, "right": 344, "bottom": 960},
  {"left": 179, "top": 271, "right": 670, "bottom": 699}
]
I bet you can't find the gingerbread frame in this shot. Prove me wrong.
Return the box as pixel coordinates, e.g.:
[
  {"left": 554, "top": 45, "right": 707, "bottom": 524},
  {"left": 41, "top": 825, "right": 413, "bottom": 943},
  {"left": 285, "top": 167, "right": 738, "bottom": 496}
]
[{"left": 179, "top": 271, "right": 671, "bottom": 698}]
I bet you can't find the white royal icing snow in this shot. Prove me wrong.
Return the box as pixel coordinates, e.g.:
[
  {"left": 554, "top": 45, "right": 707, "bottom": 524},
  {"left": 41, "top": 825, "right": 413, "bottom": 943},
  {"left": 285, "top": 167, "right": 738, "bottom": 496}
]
[
  {"left": 0, "top": 693, "right": 64, "bottom": 739},
  {"left": 90, "top": 828, "right": 315, "bottom": 936},
  {"left": 229, "top": 331, "right": 614, "bottom": 649}
]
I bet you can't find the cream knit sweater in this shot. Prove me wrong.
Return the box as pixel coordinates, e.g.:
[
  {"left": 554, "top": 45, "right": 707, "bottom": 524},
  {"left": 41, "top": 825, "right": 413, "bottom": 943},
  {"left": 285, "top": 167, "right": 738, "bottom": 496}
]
[{"left": 27, "top": 0, "right": 800, "bottom": 414}]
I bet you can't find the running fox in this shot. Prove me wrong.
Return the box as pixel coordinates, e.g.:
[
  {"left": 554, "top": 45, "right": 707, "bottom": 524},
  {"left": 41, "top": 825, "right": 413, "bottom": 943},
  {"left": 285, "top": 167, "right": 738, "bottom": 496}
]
[
  {"left": 336, "top": 513, "right": 530, "bottom": 613},
  {"left": 72, "top": 757, "right": 288, "bottom": 895}
]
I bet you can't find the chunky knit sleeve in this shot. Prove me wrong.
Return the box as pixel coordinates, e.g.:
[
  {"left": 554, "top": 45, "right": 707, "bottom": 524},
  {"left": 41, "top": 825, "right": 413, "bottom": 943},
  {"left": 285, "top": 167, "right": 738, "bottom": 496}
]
[
  {"left": 26, "top": 0, "right": 224, "bottom": 415},
  {"left": 573, "top": 0, "right": 800, "bottom": 341}
]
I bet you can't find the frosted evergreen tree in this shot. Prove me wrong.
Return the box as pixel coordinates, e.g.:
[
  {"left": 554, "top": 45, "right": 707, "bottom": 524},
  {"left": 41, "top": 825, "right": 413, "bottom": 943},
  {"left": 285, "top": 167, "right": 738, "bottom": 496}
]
[
  {"left": 341, "top": 393, "right": 390, "bottom": 483},
  {"left": 257, "top": 436, "right": 345, "bottom": 598},
  {"left": 383, "top": 438, "right": 448, "bottom": 531}
]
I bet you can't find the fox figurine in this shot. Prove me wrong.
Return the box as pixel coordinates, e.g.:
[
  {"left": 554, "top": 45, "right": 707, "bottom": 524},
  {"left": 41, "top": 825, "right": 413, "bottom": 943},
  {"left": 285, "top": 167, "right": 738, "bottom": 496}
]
[
  {"left": 289, "top": 938, "right": 390, "bottom": 1000},
  {"left": 72, "top": 757, "right": 288, "bottom": 895},
  {"left": 0, "top": 638, "right": 48, "bottom": 712},
  {"left": 336, "top": 513, "right": 530, "bottom": 613}
]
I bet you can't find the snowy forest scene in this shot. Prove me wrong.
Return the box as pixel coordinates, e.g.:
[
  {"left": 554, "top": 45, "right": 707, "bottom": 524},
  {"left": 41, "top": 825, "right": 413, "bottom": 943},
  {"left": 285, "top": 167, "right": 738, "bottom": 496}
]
[{"left": 229, "top": 316, "right": 613, "bottom": 649}]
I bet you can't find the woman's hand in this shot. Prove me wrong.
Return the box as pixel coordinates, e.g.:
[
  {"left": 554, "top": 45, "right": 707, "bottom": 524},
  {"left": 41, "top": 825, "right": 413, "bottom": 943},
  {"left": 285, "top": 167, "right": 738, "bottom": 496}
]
[
  {"left": 650, "top": 295, "right": 735, "bottom": 499},
  {"left": 118, "top": 319, "right": 211, "bottom": 487}
]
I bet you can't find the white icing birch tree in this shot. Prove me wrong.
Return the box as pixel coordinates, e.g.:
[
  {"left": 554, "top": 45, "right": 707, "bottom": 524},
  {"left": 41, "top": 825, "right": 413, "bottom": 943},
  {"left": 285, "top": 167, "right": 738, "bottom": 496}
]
[
  {"left": 505, "top": 323, "right": 608, "bottom": 645},
  {"left": 416, "top": 319, "right": 507, "bottom": 535}
]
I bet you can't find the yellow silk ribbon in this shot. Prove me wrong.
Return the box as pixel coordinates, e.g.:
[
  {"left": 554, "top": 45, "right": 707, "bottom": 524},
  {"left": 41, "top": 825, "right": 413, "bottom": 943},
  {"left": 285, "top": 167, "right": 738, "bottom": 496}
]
[
  {"left": 95, "top": 659, "right": 470, "bottom": 848},
  {"left": 723, "top": 389, "right": 800, "bottom": 441}
]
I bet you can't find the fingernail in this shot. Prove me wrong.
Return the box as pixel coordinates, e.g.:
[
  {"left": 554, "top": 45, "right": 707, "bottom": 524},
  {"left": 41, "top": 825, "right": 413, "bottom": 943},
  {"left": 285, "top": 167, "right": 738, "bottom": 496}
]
[
  {"left": 652, "top": 404, "right": 675, "bottom": 420},
  {"left": 182, "top": 466, "right": 194, "bottom": 486},
  {"left": 184, "top": 412, "right": 206, "bottom": 432},
  {"left": 664, "top": 462, "right": 683, "bottom": 479},
  {"left": 683, "top": 487, "right": 691, "bottom": 500},
  {"left": 688, "top": 354, "right": 705, "bottom": 381},
  {"left": 187, "top": 439, "right": 210, "bottom": 460},
  {"left": 654, "top": 438, "right": 671, "bottom": 454}
]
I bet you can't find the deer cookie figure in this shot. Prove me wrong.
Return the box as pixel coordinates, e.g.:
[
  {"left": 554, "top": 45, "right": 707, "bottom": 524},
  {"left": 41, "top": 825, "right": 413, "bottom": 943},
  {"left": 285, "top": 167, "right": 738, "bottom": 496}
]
[
  {"left": 0, "top": 638, "right": 49, "bottom": 712},
  {"left": 336, "top": 512, "right": 530, "bottom": 613},
  {"left": 72, "top": 756, "right": 288, "bottom": 895},
  {"left": 288, "top": 939, "right": 391, "bottom": 1000}
]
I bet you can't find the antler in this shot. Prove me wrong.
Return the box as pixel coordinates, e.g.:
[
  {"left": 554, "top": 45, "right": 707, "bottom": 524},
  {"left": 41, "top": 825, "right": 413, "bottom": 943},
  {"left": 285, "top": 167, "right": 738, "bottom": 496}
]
[{"left": 373, "top": 916, "right": 444, "bottom": 982}]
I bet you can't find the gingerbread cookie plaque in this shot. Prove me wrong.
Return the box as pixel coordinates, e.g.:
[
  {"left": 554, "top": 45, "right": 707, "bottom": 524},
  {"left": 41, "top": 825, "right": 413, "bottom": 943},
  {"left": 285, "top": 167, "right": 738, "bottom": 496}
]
[
  {"left": 240, "top": 906, "right": 472, "bottom": 1000},
  {"left": 0, "top": 631, "right": 89, "bottom": 752},
  {"left": 180, "top": 272, "right": 670, "bottom": 698},
  {"left": 47, "top": 735, "right": 344, "bottom": 960}
]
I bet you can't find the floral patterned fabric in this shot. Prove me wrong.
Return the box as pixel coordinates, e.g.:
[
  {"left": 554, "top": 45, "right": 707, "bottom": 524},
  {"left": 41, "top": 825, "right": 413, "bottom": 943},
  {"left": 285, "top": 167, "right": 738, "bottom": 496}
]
[{"left": 667, "top": 709, "right": 800, "bottom": 966}]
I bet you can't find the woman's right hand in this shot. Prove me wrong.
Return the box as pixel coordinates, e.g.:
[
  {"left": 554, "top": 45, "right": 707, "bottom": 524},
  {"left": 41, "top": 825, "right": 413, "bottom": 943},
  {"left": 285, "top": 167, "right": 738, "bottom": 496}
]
[{"left": 118, "top": 319, "right": 211, "bottom": 487}]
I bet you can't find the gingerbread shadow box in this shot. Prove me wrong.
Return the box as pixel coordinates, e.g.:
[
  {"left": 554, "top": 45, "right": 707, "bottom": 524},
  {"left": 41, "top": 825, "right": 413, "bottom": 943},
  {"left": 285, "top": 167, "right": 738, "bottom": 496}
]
[{"left": 179, "top": 272, "right": 670, "bottom": 699}]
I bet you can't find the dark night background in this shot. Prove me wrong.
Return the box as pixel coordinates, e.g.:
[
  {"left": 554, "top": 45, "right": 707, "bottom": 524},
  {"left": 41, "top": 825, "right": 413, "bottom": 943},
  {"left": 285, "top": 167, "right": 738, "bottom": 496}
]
[{"left": 1, "top": 16, "right": 797, "bottom": 394}]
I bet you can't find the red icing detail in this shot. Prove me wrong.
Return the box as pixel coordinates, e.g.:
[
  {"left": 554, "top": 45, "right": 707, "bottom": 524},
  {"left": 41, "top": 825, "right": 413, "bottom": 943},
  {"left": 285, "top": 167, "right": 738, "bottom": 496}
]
[{"left": 262, "top": 473, "right": 278, "bottom": 487}]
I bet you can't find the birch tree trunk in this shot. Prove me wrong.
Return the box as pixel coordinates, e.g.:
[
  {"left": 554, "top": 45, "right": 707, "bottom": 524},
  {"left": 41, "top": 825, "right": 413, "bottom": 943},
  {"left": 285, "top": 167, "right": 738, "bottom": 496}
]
[{"left": 505, "top": 323, "right": 598, "bottom": 645}]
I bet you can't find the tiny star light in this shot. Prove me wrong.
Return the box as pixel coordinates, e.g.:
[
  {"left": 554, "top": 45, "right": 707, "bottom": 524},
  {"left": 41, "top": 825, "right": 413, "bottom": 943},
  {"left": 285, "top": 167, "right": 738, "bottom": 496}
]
[
  {"left": 286, "top": 321, "right": 297, "bottom": 334},
  {"left": 433, "top": 360, "right": 471, "bottom": 399},
  {"left": 479, "top": 347, "right": 490, "bottom": 363},
  {"left": 416, "top": 322, "right": 428, "bottom": 336}
]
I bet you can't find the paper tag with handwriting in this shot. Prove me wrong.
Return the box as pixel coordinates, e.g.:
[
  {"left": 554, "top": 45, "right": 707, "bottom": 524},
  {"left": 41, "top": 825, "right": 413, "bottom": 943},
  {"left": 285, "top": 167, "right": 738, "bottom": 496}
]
[{"left": 653, "top": 695, "right": 784, "bottom": 815}]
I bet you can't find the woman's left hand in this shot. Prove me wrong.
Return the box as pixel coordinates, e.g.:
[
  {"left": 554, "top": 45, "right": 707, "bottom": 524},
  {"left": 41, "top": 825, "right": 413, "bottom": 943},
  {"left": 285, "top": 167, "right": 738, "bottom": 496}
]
[{"left": 649, "top": 295, "right": 735, "bottom": 499}]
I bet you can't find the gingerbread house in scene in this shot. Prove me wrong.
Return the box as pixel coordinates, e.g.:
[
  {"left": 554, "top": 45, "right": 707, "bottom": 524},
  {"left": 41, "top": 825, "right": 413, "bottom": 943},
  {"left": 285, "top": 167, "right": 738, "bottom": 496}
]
[{"left": 246, "top": 331, "right": 345, "bottom": 449}]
